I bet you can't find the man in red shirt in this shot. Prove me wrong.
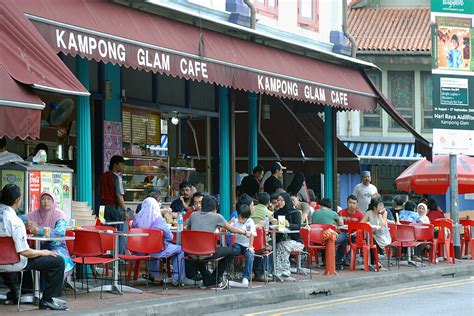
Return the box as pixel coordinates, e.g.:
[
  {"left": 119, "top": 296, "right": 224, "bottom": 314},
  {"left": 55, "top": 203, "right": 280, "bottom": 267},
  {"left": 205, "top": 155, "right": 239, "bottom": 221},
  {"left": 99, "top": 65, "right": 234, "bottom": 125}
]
[{"left": 338, "top": 195, "right": 364, "bottom": 224}]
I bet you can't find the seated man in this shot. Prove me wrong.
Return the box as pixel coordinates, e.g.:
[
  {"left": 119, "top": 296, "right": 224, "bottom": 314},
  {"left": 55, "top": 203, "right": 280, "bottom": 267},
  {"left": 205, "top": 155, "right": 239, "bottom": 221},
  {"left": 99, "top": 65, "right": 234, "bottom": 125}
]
[
  {"left": 312, "top": 198, "right": 348, "bottom": 270},
  {"left": 185, "top": 195, "right": 251, "bottom": 289},
  {"left": 0, "top": 184, "right": 67, "bottom": 310},
  {"left": 338, "top": 195, "right": 364, "bottom": 225},
  {"left": 251, "top": 192, "right": 274, "bottom": 227}
]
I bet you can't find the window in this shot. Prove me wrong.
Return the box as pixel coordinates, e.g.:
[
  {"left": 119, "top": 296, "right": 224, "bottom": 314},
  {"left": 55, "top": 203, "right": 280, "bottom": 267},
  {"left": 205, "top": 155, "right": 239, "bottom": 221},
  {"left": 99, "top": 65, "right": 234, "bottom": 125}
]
[
  {"left": 388, "top": 71, "right": 414, "bottom": 128},
  {"left": 421, "top": 72, "right": 433, "bottom": 130},
  {"left": 297, "top": 0, "right": 319, "bottom": 31},
  {"left": 254, "top": 0, "right": 278, "bottom": 18},
  {"left": 361, "top": 71, "right": 382, "bottom": 129}
]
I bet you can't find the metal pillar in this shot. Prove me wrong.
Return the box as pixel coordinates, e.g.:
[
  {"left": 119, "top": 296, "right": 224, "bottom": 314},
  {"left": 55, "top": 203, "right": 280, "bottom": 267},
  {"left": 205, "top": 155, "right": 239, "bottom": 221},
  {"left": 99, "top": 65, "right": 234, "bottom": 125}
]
[
  {"left": 76, "top": 57, "right": 93, "bottom": 207},
  {"left": 324, "top": 106, "right": 334, "bottom": 201},
  {"left": 248, "top": 92, "right": 258, "bottom": 173},
  {"left": 218, "top": 87, "right": 231, "bottom": 219},
  {"left": 206, "top": 117, "right": 212, "bottom": 193},
  {"left": 230, "top": 91, "right": 237, "bottom": 209},
  {"left": 449, "top": 153, "right": 461, "bottom": 258},
  {"left": 103, "top": 63, "right": 121, "bottom": 121}
]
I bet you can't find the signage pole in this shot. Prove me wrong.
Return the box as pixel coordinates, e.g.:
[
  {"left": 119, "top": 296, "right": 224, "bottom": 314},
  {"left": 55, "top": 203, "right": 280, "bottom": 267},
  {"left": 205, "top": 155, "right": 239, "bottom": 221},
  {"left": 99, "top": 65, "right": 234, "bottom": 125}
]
[{"left": 449, "top": 153, "right": 461, "bottom": 259}]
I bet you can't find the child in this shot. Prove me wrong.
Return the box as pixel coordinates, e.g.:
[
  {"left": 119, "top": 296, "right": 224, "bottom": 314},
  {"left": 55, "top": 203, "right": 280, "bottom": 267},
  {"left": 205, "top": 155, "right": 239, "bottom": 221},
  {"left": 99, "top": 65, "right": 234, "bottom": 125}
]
[
  {"left": 231, "top": 204, "right": 257, "bottom": 287},
  {"left": 447, "top": 34, "right": 463, "bottom": 68}
]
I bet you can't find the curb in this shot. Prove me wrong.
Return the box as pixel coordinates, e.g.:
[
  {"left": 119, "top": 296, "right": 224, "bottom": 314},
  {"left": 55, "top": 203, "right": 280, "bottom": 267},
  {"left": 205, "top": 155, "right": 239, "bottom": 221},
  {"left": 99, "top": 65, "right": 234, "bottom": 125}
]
[{"left": 66, "top": 263, "right": 474, "bottom": 316}]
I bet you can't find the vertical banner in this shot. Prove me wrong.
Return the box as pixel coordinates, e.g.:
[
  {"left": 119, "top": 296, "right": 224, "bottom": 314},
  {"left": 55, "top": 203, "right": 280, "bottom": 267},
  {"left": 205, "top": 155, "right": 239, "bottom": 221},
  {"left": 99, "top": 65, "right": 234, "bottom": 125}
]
[
  {"left": 61, "top": 173, "right": 72, "bottom": 219},
  {"left": 29, "top": 171, "right": 41, "bottom": 212},
  {"left": 104, "top": 121, "right": 122, "bottom": 172},
  {"left": 432, "top": 0, "right": 474, "bottom": 155}
]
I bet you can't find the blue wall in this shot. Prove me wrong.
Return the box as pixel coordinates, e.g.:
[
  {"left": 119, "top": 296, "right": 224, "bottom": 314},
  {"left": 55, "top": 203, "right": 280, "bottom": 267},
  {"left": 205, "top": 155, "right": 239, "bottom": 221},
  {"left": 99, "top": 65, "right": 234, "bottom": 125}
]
[{"left": 339, "top": 173, "right": 360, "bottom": 209}]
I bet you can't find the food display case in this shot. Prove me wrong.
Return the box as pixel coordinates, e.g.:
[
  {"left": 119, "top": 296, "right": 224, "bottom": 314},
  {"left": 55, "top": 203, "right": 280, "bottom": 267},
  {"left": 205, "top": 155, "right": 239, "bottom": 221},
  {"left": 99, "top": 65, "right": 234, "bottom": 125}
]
[
  {"left": 0, "top": 162, "right": 73, "bottom": 218},
  {"left": 122, "top": 156, "right": 169, "bottom": 204}
]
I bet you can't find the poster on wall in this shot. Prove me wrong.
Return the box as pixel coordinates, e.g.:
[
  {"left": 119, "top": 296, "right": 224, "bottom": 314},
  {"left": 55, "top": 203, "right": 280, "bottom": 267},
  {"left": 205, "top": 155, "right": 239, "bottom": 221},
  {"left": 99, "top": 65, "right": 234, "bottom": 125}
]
[
  {"left": 61, "top": 173, "right": 72, "bottom": 219},
  {"left": 104, "top": 121, "right": 122, "bottom": 172},
  {"left": 29, "top": 171, "right": 41, "bottom": 212},
  {"left": 432, "top": 0, "right": 474, "bottom": 155},
  {"left": 1, "top": 170, "right": 25, "bottom": 213}
]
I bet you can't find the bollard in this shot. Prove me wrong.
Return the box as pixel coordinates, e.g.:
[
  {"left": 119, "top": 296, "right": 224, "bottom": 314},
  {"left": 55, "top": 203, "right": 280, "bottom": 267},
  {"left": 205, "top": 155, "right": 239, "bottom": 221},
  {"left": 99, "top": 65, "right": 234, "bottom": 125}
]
[{"left": 322, "top": 228, "right": 338, "bottom": 276}]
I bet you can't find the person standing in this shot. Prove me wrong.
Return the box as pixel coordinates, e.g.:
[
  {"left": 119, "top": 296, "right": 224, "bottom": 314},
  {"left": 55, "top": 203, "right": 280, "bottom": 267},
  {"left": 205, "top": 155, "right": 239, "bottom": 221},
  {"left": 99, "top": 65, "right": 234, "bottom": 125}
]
[
  {"left": 352, "top": 171, "right": 378, "bottom": 213},
  {"left": 0, "top": 137, "right": 23, "bottom": 166},
  {"left": 99, "top": 155, "right": 128, "bottom": 253},
  {"left": 239, "top": 165, "right": 264, "bottom": 198},
  {"left": 263, "top": 162, "right": 286, "bottom": 195},
  {"left": 0, "top": 184, "right": 67, "bottom": 310}
]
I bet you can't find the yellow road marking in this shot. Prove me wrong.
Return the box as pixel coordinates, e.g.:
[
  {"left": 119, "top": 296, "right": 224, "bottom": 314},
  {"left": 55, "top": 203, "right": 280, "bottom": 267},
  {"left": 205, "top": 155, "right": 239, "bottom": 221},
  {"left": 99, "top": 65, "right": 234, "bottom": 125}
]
[
  {"left": 273, "top": 280, "right": 474, "bottom": 316},
  {"left": 243, "top": 278, "right": 474, "bottom": 316}
]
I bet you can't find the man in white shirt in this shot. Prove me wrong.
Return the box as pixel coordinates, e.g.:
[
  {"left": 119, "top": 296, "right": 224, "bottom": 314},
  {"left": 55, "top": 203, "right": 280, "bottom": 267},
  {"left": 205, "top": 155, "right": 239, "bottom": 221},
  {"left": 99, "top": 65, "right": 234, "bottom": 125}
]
[
  {"left": 352, "top": 171, "right": 378, "bottom": 213},
  {"left": 0, "top": 137, "right": 24, "bottom": 166},
  {"left": 0, "top": 184, "right": 67, "bottom": 310}
]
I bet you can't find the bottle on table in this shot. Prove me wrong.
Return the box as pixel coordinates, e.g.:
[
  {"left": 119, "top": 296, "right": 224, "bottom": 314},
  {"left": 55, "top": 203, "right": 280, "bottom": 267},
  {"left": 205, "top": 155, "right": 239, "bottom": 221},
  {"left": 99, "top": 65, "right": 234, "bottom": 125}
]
[
  {"left": 178, "top": 213, "right": 184, "bottom": 232},
  {"left": 264, "top": 215, "right": 270, "bottom": 231}
]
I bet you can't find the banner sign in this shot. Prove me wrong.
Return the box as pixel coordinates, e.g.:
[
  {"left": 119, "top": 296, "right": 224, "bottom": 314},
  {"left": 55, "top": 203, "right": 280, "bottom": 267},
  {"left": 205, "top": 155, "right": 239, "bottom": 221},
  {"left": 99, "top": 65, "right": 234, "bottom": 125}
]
[
  {"left": 30, "top": 20, "right": 376, "bottom": 111},
  {"left": 432, "top": 0, "right": 474, "bottom": 155}
]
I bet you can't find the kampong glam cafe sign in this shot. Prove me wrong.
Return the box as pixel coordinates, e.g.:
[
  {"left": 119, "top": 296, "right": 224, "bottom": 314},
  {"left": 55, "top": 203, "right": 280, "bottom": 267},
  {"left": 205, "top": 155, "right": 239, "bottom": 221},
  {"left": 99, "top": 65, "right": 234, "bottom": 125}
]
[{"left": 31, "top": 20, "right": 376, "bottom": 111}]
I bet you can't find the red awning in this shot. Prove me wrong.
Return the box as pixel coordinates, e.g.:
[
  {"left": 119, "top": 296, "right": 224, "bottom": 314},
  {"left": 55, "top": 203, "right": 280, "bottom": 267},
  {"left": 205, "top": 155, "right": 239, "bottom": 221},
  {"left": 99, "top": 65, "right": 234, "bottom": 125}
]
[
  {"left": 0, "top": 65, "right": 42, "bottom": 139},
  {"left": 0, "top": 1, "right": 89, "bottom": 96},
  {"left": 14, "top": 0, "right": 376, "bottom": 111}
]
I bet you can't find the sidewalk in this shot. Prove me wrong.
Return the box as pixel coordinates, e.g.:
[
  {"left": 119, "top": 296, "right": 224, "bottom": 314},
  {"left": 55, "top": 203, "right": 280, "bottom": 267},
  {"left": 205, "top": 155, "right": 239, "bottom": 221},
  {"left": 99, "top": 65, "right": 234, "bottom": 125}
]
[{"left": 4, "top": 259, "right": 474, "bottom": 315}]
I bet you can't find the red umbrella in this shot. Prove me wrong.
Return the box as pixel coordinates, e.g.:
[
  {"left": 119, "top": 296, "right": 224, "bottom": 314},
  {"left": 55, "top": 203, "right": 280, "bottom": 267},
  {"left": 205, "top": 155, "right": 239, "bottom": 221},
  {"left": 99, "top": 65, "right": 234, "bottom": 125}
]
[{"left": 395, "top": 155, "right": 474, "bottom": 194}]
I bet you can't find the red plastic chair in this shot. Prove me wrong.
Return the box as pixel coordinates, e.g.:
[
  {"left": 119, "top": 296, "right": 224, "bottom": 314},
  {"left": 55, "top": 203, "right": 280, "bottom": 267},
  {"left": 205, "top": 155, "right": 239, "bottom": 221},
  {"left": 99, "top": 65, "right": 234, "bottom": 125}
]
[
  {"left": 412, "top": 224, "right": 435, "bottom": 264},
  {"left": 83, "top": 225, "right": 118, "bottom": 277},
  {"left": 181, "top": 230, "right": 224, "bottom": 291},
  {"left": 433, "top": 219, "right": 455, "bottom": 264},
  {"left": 348, "top": 222, "right": 379, "bottom": 272},
  {"left": 253, "top": 228, "right": 273, "bottom": 284},
  {"left": 306, "top": 224, "right": 337, "bottom": 267},
  {"left": 119, "top": 228, "right": 171, "bottom": 290},
  {"left": 390, "top": 225, "right": 419, "bottom": 268},
  {"left": 460, "top": 219, "right": 474, "bottom": 259},
  {"left": 72, "top": 230, "right": 119, "bottom": 298},
  {"left": 0, "top": 237, "right": 24, "bottom": 311}
]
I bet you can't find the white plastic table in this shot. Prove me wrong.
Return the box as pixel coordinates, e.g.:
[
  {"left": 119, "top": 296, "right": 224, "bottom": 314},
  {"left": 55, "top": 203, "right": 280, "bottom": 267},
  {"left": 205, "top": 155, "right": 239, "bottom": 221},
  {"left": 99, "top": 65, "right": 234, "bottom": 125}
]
[{"left": 27, "top": 236, "right": 75, "bottom": 303}]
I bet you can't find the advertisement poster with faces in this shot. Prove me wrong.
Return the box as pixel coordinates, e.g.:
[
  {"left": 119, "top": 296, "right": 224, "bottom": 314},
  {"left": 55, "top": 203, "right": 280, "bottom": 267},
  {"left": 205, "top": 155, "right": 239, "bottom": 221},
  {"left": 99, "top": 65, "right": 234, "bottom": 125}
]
[
  {"left": 104, "top": 121, "right": 123, "bottom": 172},
  {"left": 432, "top": 1, "right": 474, "bottom": 155}
]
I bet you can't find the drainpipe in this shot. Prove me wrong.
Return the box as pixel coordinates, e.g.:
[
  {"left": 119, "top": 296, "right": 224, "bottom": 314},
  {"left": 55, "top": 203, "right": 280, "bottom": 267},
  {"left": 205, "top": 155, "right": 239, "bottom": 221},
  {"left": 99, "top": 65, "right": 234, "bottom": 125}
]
[
  {"left": 243, "top": 0, "right": 256, "bottom": 29},
  {"left": 342, "top": 0, "right": 356, "bottom": 58}
]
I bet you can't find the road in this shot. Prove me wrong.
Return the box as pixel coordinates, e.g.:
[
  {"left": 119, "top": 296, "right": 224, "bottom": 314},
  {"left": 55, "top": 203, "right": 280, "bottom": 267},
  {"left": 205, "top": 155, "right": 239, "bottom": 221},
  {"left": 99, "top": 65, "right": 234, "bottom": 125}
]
[{"left": 206, "top": 276, "right": 474, "bottom": 316}]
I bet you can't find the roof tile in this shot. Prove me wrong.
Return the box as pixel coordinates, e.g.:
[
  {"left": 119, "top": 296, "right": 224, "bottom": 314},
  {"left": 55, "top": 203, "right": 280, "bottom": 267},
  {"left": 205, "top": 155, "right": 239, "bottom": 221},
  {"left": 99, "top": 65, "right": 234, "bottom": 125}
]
[{"left": 348, "top": 7, "right": 431, "bottom": 52}]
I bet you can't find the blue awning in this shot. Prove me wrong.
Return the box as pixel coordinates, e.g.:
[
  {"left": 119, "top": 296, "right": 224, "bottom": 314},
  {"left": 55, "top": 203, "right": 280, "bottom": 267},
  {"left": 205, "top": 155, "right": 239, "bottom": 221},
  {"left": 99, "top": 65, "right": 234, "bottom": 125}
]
[{"left": 343, "top": 142, "right": 422, "bottom": 160}]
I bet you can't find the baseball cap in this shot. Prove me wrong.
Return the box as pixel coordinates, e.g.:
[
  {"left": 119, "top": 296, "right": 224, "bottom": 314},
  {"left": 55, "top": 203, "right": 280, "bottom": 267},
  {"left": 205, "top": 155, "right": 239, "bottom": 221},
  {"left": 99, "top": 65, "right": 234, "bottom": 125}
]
[{"left": 271, "top": 161, "right": 286, "bottom": 173}]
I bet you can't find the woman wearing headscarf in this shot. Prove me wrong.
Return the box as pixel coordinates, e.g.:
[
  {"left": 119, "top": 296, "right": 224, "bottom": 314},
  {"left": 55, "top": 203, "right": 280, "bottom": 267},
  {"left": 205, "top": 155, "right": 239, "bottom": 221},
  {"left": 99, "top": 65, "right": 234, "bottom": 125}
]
[
  {"left": 417, "top": 203, "right": 430, "bottom": 224},
  {"left": 132, "top": 197, "right": 185, "bottom": 285},
  {"left": 273, "top": 192, "right": 304, "bottom": 279},
  {"left": 26, "top": 191, "right": 74, "bottom": 278}
]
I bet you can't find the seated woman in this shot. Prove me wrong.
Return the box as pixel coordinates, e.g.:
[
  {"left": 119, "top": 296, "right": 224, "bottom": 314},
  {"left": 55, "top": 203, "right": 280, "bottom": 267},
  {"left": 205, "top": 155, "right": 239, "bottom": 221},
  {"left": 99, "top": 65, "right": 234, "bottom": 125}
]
[
  {"left": 273, "top": 192, "right": 304, "bottom": 279},
  {"left": 132, "top": 197, "right": 185, "bottom": 286},
  {"left": 417, "top": 203, "right": 430, "bottom": 224},
  {"left": 26, "top": 191, "right": 75, "bottom": 278},
  {"left": 361, "top": 197, "right": 391, "bottom": 271}
]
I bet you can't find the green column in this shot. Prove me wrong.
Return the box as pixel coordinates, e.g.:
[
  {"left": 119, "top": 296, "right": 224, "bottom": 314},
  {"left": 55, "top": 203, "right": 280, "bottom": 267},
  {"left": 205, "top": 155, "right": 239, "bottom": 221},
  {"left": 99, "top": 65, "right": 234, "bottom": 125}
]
[
  {"left": 76, "top": 57, "right": 92, "bottom": 207},
  {"left": 218, "top": 87, "right": 231, "bottom": 219},
  {"left": 248, "top": 92, "right": 258, "bottom": 173},
  {"left": 324, "top": 106, "right": 334, "bottom": 200},
  {"left": 104, "top": 63, "right": 121, "bottom": 122}
]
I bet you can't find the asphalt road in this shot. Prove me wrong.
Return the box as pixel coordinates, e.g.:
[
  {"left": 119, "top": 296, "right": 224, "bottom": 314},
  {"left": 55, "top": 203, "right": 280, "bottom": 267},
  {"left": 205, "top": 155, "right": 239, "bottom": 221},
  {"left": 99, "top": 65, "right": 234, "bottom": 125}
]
[{"left": 206, "top": 276, "right": 474, "bottom": 316}]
